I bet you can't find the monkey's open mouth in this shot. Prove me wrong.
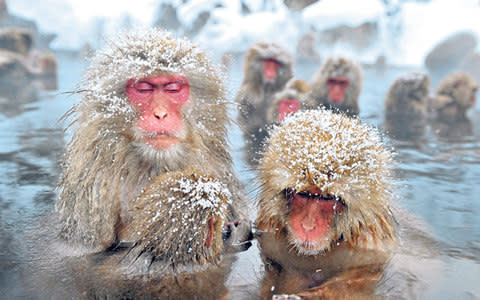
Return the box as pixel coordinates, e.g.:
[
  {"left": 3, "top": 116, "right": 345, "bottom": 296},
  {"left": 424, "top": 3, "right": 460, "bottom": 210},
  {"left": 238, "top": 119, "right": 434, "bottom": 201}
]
[{"left": 285, "top": 188, "right": 345, "bottom": 249}]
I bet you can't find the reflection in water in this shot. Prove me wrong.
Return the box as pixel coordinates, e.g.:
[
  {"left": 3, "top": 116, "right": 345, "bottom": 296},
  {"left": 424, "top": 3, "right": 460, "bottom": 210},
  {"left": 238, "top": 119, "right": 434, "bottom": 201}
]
[{"left": 0, "top": 54, "right": 479, "bottom": 299}]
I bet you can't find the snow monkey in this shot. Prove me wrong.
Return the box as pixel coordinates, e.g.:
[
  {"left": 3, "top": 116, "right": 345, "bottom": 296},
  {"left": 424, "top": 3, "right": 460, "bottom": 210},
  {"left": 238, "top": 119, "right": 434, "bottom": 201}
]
[
  {"left": 310, "top": 56, "right": 363, "bottom": 116},
  {"left": 429, "top": 72, "right": 478, "bottom": 122},
  {"left": 56, "top": 29, "right": 250, "bottom": 253},
  {"left": 73, "top": 168, "right": 240, "bottom": 299},
  {"left": 266, "top": 78, "right": 312, "bottom": 125},
  {"left": 0, "top": 28, "right": 33, "bottom": 56},
  {"left": 384, "top": 72, "right": 431, "bottom": 140},
  {"left": 235, "top": 41, "right": 294, "bottom": 146},
  {"left": 256, "top": 110, "right": 441, "bottom": 299}
]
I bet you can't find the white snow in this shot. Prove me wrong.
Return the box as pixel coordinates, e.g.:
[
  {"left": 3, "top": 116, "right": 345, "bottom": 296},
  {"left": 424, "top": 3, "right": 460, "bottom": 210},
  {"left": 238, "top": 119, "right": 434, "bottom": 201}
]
[{"left": 6, "top": 0, "right": 480, "bottom": 66}]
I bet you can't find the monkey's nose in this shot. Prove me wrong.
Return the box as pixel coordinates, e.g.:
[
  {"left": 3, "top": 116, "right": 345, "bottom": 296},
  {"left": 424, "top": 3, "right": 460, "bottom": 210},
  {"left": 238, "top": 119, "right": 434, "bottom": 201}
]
[
  {"left": 301, "top": 220, "right": 316, "bottom": 232},
  {"left": 153, "top": 107, "right": 168, "bottom": 119}
]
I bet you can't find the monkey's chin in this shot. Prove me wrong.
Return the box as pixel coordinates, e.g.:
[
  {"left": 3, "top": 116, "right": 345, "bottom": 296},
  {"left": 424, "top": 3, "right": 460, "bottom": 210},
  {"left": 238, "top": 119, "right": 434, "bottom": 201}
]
[
  {"left": 328, "top": 97, "right": 344, "bottom": 105},
  {"left": 290, "top": 238, "right": 330, "bottom": 256},
  {"left": 143, "top": 135, "right": 180, "bottom": 150},
  {"left": 288, "top": 232, "right": 331, "bottom": 256},
  {"left": 135, "top": 140, "right": 186, "bottom": 169}
]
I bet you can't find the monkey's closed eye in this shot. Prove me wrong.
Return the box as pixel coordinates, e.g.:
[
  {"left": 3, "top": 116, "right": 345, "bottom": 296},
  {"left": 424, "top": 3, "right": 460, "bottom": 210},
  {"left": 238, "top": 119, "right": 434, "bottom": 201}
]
[
  {"left": 163, "top": 82, "right": 183, "bottom": 93},
  {"left": 134, "top": 82, "right": 154, "bottom": 93}
]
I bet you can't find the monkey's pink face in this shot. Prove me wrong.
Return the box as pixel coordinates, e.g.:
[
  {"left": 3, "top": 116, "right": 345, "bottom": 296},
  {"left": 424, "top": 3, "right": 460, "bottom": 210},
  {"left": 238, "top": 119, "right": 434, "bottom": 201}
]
[
  {"left": 469, "top": 87, "right": 478, "bottom": 107},
  {"left": 126, "top": 75, "right": 190, "bottom": 150},
  {"left": 327, "top": 77, "right": 349, "bottom": 104},
  {"left": 287, "top": 187, "right": 345, "bottom": 254},
  {"left": 263, "top": 58, "right": 281, "bottom": 83},
  {"left": 277, "top": 98, "right": 300, "bottom": 122}
]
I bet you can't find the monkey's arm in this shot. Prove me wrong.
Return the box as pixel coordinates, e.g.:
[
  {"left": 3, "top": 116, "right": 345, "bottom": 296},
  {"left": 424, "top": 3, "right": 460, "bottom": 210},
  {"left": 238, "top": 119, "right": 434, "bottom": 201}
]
[
  {"left": 430, "top": 94, "right": 454, "bottom": 110},
  {"left": 223, "top": 219, "right": 253, "bottom": 253},
  {"left": 120, "top": 168, "right": 251, "bottom": 268},
  {"left": 283, "top": 266, "right": 381, "bottom": 300}
]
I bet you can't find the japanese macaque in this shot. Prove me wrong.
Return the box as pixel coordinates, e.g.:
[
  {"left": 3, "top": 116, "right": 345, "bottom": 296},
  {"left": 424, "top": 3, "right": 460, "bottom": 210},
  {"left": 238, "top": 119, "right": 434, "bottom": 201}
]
[
  {"left": 296, "top": 32, "right": 321, "bottom": 63},
  {"left": 310, "top": 57, "right": 363, "bottom": 116},
  {"left": 56, "top": 29, "right": 250, "bottom": 253},
  {"left": 256, "top": 110, "right": 440, "bottom": 299},
  {"left": 72, "top": 168, "right": 239, "bottom": 299},
  {"left": 428, "top": 72, "right": 478, "bottom": 138},
  {"left": 266, "top": 78, "right": 312, "bottom": 125},
  {"left": 0, "top": 50, "right": 37, "bottom": 116},
  {"left": 235, "top": 41, "right": 294, "bottom": 147},
  {"left": 37, "top": 52, "right": 58, "bottom": 90},
  {"left": 429, "top": 72, "right": 478, "bottom": 121},
  {"left": 384, "top": 72, "right": 430, "bottom": 140},
  {"left": 0, "top": 28, "right": 33, "bottom": 56}
]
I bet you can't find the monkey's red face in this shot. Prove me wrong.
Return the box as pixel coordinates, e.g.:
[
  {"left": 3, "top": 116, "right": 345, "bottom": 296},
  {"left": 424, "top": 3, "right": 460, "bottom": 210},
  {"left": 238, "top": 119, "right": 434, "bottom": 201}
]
[
  {"left": 126, "top": 75, "right": 190, "bottom": 150},
  {"left": 469, "top": 87, "right": 478, "bottom": 107},
  {"left": 287, "top": 187, "right": 345, "bottom": 253},
  {"left": 277, "top": 99, "right": 300, "bottom": 122},
  {"left": 327, "top": 77, "right": 349, "bottom": 104},
  {"left": 263, "top": 58, "right": 281, "bottom": 83}
]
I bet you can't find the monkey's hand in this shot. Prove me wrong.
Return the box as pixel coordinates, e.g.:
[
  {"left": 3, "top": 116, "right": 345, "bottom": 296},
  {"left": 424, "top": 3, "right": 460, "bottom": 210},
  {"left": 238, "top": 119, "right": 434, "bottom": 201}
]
[
  {"left": 223, "top": 219, "right": 253, "bottom": 253},
  {"left": 292, "top": 267, "right": 380, "bottom": 300},
  {"left": 431, "top": 95, "right": 454, "bottom": 110}
]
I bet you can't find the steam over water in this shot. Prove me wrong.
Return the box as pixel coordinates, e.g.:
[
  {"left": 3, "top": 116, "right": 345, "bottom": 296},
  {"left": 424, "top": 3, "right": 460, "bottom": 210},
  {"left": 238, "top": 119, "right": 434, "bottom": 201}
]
[{"left": 0, "top": 53, "right": 479, "bottom": 298}]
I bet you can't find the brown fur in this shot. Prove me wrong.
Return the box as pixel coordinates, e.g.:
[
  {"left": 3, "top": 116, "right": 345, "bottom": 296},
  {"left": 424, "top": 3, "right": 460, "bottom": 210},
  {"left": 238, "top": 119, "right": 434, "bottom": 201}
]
[
  {"left": 266, "top": 78, "right": 312, "bottom": 125},
  {"left": 384, "top": 72, "right": 430, "bottom": 140},
  {"left": 122, "top": 168, "right": 228, "bottom": 267},
  {"left": 310, "top": 56, "right": 363, "bottom": 116},
  {"left": 56, "top": 29, "right": 247, "bottom": 252},
  {"left": 429, "top": 72, "right": 478, "bottom": 121},
  {"left": 256, "top": 109, "right": 397, "bottom": 298},
  {"left": 296, "top": 32, "right": 321, "bottom": 63},
  {"left": 69, "top": 168, "right": 232, "bottom": 299},
  {"left": 39, "top": 52, "right": 57, "bottom": 75},
  {"left": 0, "top": 28, "right": 33, "bottom": 56},
  {"left": 235, "top": 41, "right": 294, "bottom": 137}
]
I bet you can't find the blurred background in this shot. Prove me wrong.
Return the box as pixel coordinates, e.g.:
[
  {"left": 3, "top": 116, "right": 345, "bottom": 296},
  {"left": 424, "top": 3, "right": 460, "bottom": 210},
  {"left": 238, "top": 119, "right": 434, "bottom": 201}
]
[
  {"left": 0, "top": 0, "right": 479, "bottom": 299},
  {"left": 6, "top": 0, "right": 480, "bottom": 67}
]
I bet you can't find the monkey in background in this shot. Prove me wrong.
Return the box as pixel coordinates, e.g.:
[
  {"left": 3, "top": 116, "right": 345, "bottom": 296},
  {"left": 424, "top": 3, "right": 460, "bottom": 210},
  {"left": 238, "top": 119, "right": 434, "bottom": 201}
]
[
  {"left": 56, "top": 29, "right": 250, "bottom": 254},
  {"left": 0, "top": 28, "right": 33, "bottom": 56},
  {"left": 384, "top": 72, "right": 430, "bottom": 141},
  {"left": 235, "top": 41, "right": 294, "bottom": 163},
  {"left": 266, "top": 78, "right": 312, "bottom": 126},
  {"left": 310, "top": 56, "right": 363, "bottom": 116},
  {"left": 429, "top": 72, "right": 478, "bottom": 138},
  {"left": 296, "top": 32, "right": 321, "bottom": 63},
  {"left": 256, "top": 110, "right": 441, "bottom": 299},
  {"left": 429, "top": 72, "right": 477, "bottom": 121}
]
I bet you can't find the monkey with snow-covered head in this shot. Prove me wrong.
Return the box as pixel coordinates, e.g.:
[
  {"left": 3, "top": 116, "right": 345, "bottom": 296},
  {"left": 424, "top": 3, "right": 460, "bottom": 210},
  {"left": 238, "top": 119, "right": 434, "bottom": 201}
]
[
  {"left": 235, "top": 41, "right": 294, "bottom": 164},
  {"left": 57, "top": 29, "right": 250, "bottom": 253},
  {"left": 256, "top": 109, "right": 441, "bottom": 299}
]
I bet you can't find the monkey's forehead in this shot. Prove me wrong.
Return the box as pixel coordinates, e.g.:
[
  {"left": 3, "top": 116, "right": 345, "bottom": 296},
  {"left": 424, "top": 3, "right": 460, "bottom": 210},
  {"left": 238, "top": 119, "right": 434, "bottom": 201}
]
[
  {"left": 82, "top": 29, "right": 222, "bottom": 92},
  {"left": 248, "top": 41, "right": 294, "bottom": 64},
  {"left": 262, "top": 109, "right": 393, "bottom": 189}
]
